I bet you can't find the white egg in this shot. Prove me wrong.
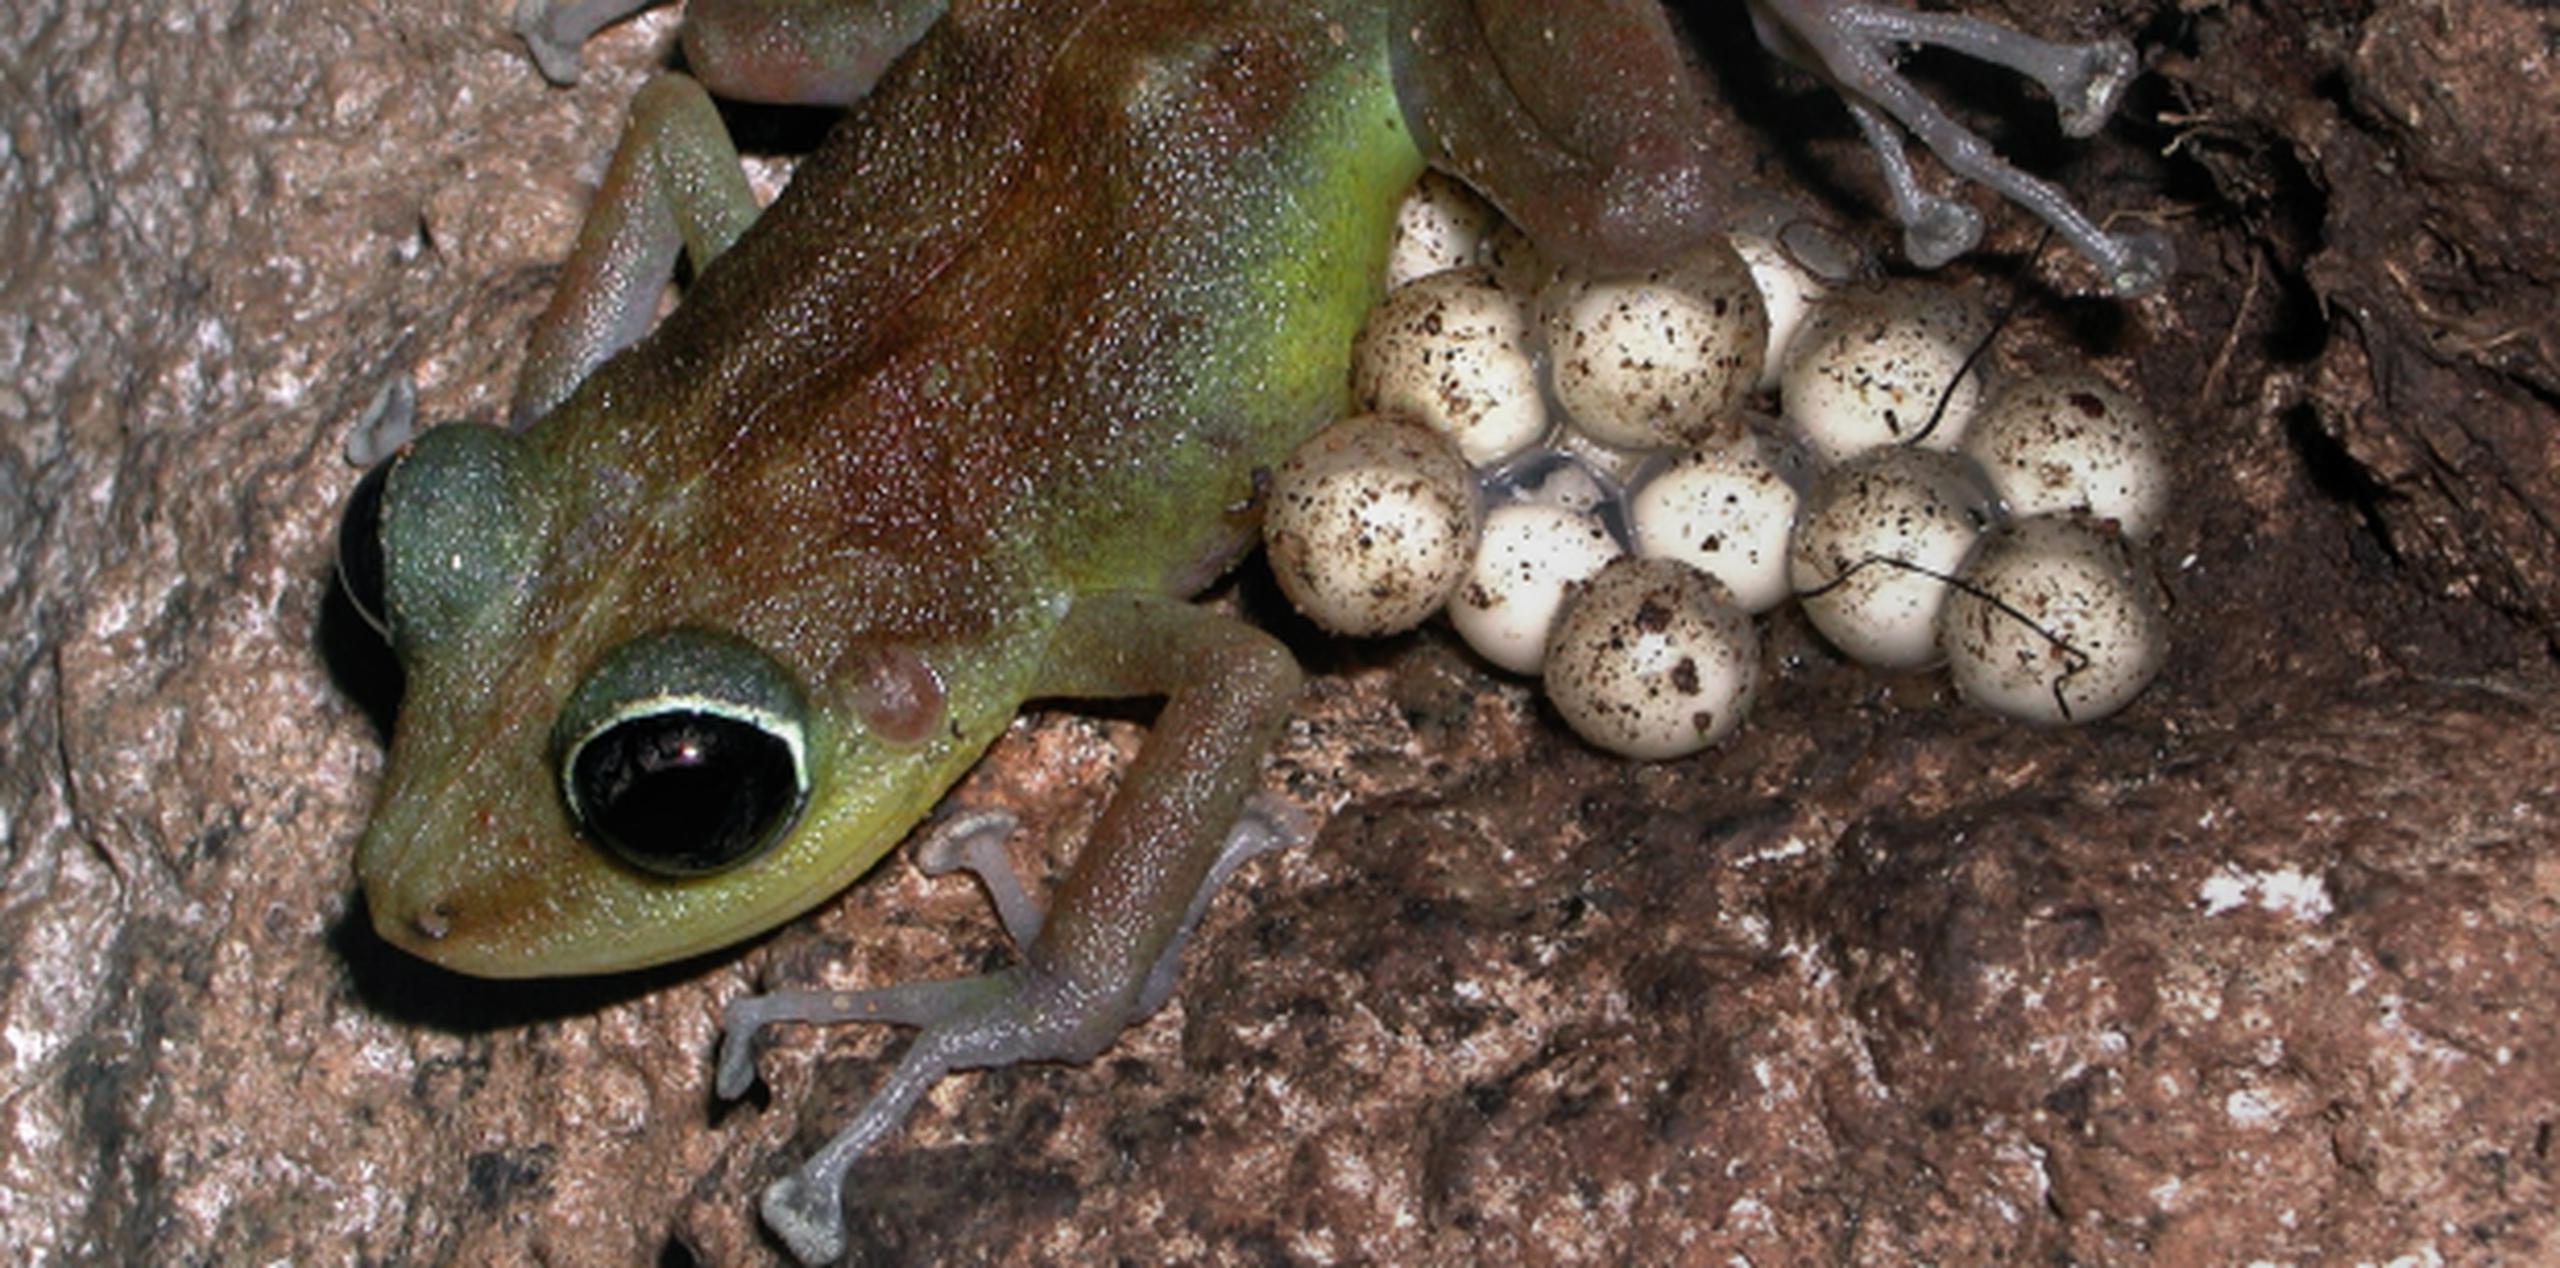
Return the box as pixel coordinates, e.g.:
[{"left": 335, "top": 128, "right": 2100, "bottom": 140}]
[
  {"left": 1383, "top": 170, "right": 1500, "bottom": 290},
  {"left": 1264, "top": 414, "right": 1479, "bottom": 637},
  {"left": 1963, "top": 371, "right": 2169, "bottom": 540},
  {"left": 1780, "top": 281, "right": 1992, "bottom": 466},
  {"left": 1728, "top": 232, "right": 1827, "bottom": 392},
  {"left": 1544, "top": 557, "right": 1760, "bottom": 759},
  {"left": 1449, "top": 502, "right": 1627, "bottom": 675},
  {"left": 1539, "top": 239, "right": 1768, "bottom": 452},
  {"left": 1351, "top": 268, "right": 1548, "bottom": 466},
  {"left": 1940, "top": 514, "right": 2168, "bottom": 724},
  {"left": 1630, "top": 431, "right": 1802, "bottom": 614},
  {"left": 1788, "top": 446, "right": 2001, "bottom": 669}
]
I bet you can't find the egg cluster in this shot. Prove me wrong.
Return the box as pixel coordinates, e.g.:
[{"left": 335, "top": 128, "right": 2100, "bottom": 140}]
[{"left": 1265, "top": 174, "right": 2171, "bottom": 759}]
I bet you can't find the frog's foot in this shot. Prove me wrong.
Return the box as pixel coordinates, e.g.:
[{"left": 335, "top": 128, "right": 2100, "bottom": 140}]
[
  {"left": 515, "top": 0, "right": 659, "bottom": 85},
  {"left": 718, "top": 795, "right": 1307, "bottom": 1265},
  {"left": 1840, "top": 96, "right": 1983, "bottom": 270},
  {"left": 1748, "top": 0, "right": 2172, "bottom": 295}
]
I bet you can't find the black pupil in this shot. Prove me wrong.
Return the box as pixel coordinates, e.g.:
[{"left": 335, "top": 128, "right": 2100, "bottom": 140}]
[{"left": 569, "top": 709, "right": 798, "bottom": 875}]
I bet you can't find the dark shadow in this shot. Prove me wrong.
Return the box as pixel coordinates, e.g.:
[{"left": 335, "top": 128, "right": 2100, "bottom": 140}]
[
  {"left": 713, "top": 98, "right": 841, "bottom": 158},
  {"left": 1673, "top": 0, "right": 1875, "bottom": 233},
  {"left": 314, "top": 560, "right": 403, "bottom": 746},
  {"left": 2281, "top": 402, "right": 2403, "bottom": 565},
  {"left": 1227, "top": 546, "right": 1443, "bottom": 679}
]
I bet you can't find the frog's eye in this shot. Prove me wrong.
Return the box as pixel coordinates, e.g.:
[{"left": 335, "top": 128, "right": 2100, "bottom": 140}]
[
  {"left": 554, "top": 629, "right": 811, "bottom": 877},
  {"left": 564, "top": 705, "right": 805, "bottom": 876},
  {"left": 336, "top": 457, "right": 394, "bottom": 637},
  {"left": 352, "top": 423, "right": 549, "bottom": 653}
]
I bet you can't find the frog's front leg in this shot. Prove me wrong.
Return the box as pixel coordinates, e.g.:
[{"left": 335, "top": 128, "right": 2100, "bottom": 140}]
[
  {"left": 721, "top": 594, "right": 1305, "bottom": 1265},
  {"left": 511, "top": 0, "right": 946, "bottom": 422},
  {"left": 513, "top": 74, "right": 759, "bottom": 424}
]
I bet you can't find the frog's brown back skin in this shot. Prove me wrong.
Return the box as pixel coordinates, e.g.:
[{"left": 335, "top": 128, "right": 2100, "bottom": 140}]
[{"left": 529, "top": 0, "right": 1416, "bottom": 676}]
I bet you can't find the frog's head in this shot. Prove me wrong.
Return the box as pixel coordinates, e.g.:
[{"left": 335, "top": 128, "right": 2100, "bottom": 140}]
[{"left": 337, "top": 421, "right": 960, "bottom": 977}]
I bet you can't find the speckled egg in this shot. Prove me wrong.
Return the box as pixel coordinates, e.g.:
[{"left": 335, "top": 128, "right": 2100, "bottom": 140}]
[
  {"left": 1383, "top": 170, "right": 1499, "bottom": 290},
  {"left": 1630, "top": 432, "right": 1802, "bottom": 613},
  {"left": 1543, "top": 557, "right": 1760, "bottom": 759},
  {"left": 1940, "top": 513, "right": 2168, "bottom": 723},
  {"left": 1728, "top": 231, "right": 1827, "bottom": 392},
  {"left": 1963, "top": 370, "right": 2168, "bottom": 540},
  {"left": 1264, "top": 413, "right": 1479, "bottom": 637},
  {"left": 1478, "top": 218, "right": 1556, "bottom": 306},
  {"left": 1788, "top": 446, "right": 2001, "bottom": 669},
  {"left": 1352, "top": 267, "right": 1548, "bottom": 466},
  {"left": 1780, "top": 281, "right": 1991, "bottom": 466},
  {"left": 1449, "top": 501, "right": 1627, "bottom": 675},
  {"left": 1539, "top": 239, "right": 1768, "bottom": 452}
]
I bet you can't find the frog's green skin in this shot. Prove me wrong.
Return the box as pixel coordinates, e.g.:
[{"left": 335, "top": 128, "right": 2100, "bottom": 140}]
[{"left": 348, "top": 0, "right": 2157, "bottom": 1258}]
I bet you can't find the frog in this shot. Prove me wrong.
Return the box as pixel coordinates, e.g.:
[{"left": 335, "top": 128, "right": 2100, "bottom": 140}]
[{"left": 339, "top": 0, "right": 2167, "bottom": 1260}]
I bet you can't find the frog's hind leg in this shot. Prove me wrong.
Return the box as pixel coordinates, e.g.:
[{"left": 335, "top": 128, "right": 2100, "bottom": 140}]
[
  {"left": 1391, "top": 0, "right": 1735, "bottom": 273},
  {"left": 679, "top": 0, "right": 949, "bottom": 106},
  {"left": 1745, "top": 0, "right": 2172, "bottom": 295},
  {"left": 906, "top": 796, "right": 1307, "bottom": 1012}
]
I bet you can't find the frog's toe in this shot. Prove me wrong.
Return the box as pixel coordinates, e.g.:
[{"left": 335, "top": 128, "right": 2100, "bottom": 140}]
[
  {"left": 343, "top": 375, "right": 418, "bottom": 469},
  {"left": 1750, "top": 0, "right": 2165, "bottom": 292},
  {"left": 2054, "top": 39, "right": 2140, "bottom": 138},
  {"left": 1902, "top": 198, "right": 1984, "bottom": 271},
  {"left": 2099, "top": 229, "right": 2176, "bottom": 299},
  {"left": 717, "top": 972, "right": 1011, "bottom": 1099},
  {"left": 760, "top": 1170, "right": 848, "bottom": 1266},
  {"left": 744, "top": 970, "right": 1104, "bottom": 1263},
  {"left": 1135, "top": 791, "right": 1309, "bottom": 1016},
  {"left": 912, "top": 808, "right": 1041, "bottom": 946}
]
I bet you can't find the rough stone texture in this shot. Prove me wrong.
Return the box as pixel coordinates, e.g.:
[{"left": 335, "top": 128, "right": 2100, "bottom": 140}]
[{"left": 2, "top": 1, "right": 2554, "bottom": 1265}]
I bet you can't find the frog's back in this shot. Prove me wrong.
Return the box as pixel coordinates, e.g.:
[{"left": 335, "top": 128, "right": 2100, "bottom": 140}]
[{"left": 546, "top": 0, "right": 1423, "bottom": 650}]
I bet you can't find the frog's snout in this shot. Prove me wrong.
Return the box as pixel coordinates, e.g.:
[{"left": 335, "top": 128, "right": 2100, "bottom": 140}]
[
  {"left": 363, "top": 855, "right": 465, "bottom": 966},
  {"left": 357, "top": 801, "right": 564, "bottom": 978}
]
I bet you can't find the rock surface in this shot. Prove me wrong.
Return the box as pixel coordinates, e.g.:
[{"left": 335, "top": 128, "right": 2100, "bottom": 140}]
[{"left": 2, "top": 1, "right": 2553, "bottom": 1263}]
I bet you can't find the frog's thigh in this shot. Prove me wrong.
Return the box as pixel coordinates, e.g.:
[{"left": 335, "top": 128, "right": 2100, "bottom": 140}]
[
  {"left": 681, "top": 0, "right": 947, "bottom": 106},
  {"left": 1394, "top": 0, "right": 1724, "bottom": 272},
  {"left": 514, "top": 73, "right": 759, "bottom": 426},
  {"left": 1024, "top": 593, "right": 1303, "bottom": 1007}
]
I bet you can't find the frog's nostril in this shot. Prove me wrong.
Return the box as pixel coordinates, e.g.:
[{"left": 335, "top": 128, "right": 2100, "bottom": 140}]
[{"left": 410, "top": 905, "right": 453, "bottom": 941}]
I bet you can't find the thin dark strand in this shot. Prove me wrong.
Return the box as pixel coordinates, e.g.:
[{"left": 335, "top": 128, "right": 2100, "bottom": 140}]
[
  {"left": 1791, "top": 551, "right": 2091, "bottom": 720},
  {"left": 1905, "top": 224, "right": 2055, "bottom": 448}
]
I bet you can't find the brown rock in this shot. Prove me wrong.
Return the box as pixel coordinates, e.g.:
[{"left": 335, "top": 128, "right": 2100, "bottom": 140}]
[{"left": 3, "top": 1, "right": 2554, "bottom": 1264}]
